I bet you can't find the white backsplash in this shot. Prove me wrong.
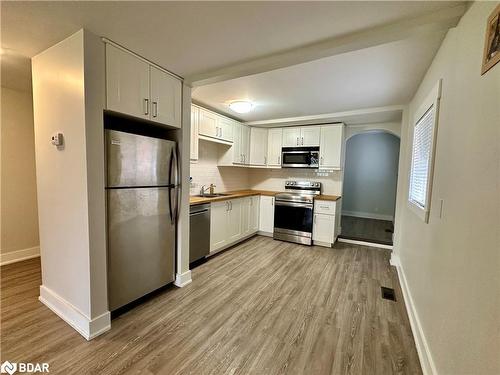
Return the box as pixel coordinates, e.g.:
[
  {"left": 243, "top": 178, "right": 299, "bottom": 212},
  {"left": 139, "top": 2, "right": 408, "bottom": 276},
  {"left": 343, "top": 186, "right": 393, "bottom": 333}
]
[
  {"left": 190, "top": 141, "right": 250, "bottom": 195},
  {"left": 248, "top": 168, "right": 343, "bottom": 195},
  {"left": 190, "top": 141, "right": 342, "bottom": 196}
]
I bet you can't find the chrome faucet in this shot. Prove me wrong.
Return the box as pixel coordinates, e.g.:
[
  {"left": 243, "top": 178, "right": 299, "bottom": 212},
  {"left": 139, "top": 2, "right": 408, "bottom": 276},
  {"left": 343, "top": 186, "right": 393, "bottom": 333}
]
[{"left": 200, "top": 183, "right": 216, "bottom": 196}]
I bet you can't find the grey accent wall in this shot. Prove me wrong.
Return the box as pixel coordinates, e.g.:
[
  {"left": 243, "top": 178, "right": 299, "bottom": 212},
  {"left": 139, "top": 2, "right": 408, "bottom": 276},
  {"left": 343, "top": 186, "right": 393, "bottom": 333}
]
[{"left": 342, "top": 131, "right": 400, "bottom": 220}]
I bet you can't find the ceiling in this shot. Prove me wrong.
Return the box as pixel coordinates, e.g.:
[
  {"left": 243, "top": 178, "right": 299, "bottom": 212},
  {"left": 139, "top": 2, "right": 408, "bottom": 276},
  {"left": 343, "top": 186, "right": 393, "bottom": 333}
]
[
  {"left": 2, "top": 1, "right": 459, "bottom": 80},
  {"left": 1, "top": 1, "right": 460, "bottom": 122},
  {"left": 192, "top": 31, "right": 446, "bottom": 122}
]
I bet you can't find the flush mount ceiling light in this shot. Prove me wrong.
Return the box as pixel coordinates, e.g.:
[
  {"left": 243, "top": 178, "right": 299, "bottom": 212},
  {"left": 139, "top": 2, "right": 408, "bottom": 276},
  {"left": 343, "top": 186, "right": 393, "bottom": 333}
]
[{"left": 229, "top": 101, "right": 254, "bottom": 114}]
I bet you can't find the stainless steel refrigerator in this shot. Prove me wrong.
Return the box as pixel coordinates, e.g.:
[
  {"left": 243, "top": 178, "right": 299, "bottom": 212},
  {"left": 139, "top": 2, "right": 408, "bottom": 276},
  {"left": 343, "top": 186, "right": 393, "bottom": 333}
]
[{"left": 105, "top": 129, "right": 179, "bottom": 311}]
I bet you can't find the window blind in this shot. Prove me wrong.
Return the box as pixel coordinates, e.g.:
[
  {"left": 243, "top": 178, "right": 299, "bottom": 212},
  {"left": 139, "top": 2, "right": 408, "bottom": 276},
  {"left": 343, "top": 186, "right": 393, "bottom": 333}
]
[{"left": 409, "top": 105, "right": 435, "bottom": 209}]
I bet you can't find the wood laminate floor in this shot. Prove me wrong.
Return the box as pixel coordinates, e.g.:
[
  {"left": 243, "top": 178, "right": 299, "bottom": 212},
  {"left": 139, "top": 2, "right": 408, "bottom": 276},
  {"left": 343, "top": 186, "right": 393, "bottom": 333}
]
[
  {"left": 340, "top": 216, "right": 394, "bottom": 245},
  {"left": 1, "top": 236, "right": 421, "bottom": 375}
]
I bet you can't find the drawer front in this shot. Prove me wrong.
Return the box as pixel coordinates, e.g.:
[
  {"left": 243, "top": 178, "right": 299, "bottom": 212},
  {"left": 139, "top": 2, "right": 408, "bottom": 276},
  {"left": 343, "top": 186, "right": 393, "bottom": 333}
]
[{"left": 314, "top": 200, "right": 336, "bottom": 215}]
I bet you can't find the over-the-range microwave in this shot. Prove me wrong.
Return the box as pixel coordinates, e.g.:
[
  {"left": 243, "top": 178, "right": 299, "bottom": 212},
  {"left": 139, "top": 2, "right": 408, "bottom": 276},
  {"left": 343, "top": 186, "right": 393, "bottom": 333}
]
[{"left": 281, "top": 147, "right": 319, "bottom": 168}]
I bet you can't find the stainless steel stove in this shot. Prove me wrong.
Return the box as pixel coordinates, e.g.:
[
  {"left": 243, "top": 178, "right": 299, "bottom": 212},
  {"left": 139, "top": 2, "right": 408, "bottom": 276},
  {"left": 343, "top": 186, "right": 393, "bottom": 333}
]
[{"left": 273, "top": 181, "right": 321, "bottom": 245}]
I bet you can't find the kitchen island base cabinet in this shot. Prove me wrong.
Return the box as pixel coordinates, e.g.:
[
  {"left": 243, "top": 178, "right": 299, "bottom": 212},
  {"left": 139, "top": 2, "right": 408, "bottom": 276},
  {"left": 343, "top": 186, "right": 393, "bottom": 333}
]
[
  {"left": 209, "top": 197, "right": 260, "bottom": 254},
  {"left": 258, "top": 196, "right": 275, "bottom": 236}
]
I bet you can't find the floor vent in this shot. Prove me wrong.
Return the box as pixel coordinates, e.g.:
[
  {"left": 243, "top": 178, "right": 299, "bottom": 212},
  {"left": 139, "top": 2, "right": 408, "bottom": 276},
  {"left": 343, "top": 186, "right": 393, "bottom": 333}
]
[{"left": 381, "top": 287, "right": 396, "bottom": 301}]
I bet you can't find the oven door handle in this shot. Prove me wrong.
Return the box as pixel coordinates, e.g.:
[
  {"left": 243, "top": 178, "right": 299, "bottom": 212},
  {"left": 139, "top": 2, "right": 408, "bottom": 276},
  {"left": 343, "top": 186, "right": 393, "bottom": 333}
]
[{"left": 275, "top": 201, "right": 313, "bottom": 209}]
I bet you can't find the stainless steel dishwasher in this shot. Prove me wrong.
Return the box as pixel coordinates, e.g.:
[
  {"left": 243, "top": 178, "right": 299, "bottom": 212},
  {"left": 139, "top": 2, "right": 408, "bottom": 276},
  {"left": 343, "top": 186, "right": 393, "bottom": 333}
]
[{"left": 189, "top": 203, "right": 210, "bottom": 264}]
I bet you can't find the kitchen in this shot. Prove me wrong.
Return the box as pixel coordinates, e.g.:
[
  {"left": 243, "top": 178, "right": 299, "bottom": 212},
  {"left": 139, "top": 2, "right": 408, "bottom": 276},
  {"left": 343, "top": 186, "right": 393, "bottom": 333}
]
[
  {"left": 188, "top": 103, "right": 345, "bottom": 264},
  {"left": 1, "top": 2, "right": 499, "bottom": 374}
]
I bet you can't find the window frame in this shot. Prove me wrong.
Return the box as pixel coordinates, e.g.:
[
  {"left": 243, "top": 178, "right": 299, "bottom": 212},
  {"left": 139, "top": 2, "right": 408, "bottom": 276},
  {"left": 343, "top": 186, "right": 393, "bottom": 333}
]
[{"left": 408, "top": 79, "right": 442, "bottom": 223}]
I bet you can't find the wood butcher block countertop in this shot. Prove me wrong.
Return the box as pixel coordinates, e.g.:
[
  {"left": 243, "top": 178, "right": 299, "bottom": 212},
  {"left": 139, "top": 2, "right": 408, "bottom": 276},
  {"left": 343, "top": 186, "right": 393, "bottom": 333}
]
[{"left": 190, "top": 190, "right": 340, "bottom": 206}]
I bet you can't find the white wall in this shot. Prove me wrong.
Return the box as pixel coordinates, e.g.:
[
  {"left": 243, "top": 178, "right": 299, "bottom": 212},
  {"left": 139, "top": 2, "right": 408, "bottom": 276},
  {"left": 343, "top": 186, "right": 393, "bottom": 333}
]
[
  {"left": 343, "top": 132, "right": 400, "bottom": 220},
  {"left": 190, "top": 140, "right": 250, "bottom": 194},
  {"left": 248, "top": 168, "right": 342, "bottom": 195},
  {"left": 32, "top": 29, "right": 109, "bottom": 339},
  {"left": 1, "top": 86, "right": 40, "bottom": 262},
  {"left": 346, "top": 121, "right": 401, "bottom": 139},
  {"left": 393, "top": 2, "right": 500, "bottom": 374}
]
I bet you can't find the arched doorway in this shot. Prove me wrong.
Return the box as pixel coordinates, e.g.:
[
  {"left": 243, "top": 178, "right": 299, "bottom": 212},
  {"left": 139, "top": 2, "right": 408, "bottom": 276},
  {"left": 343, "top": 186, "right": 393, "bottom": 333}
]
[{"left": 340, "top": 130, "right": 400, "bottom": 245}]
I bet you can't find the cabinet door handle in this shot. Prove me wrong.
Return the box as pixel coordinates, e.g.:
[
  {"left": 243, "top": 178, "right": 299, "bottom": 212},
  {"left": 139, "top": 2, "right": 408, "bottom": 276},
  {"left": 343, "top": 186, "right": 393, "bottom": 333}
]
[
  {"left": 143, "top": 98, "right": 149, "bottom": 115},
  {"left": 272, "top": 197, "right": 274, "bottom": 206},
  {"left": 296, "top": 137, "right": 299, "bottom": 146},
  {"left": 278, "top": 156, "right": 281, "bottom": 165},
  {"left": 314, "top": 215, "right": 317, "bottom": 224},
  {"left": 230, "top": 201, "right": 233, "bottom": 210},
  {"left": 320, "top": 156, "right": 324, "bottom": 165},
  {"left": 302, "top": 137, "right": 304, "bottom": 145},
  {"left": 153, "top": 101, "right": 158, "bottom": 118},
  {"left": 226, "top": 201, "right": 229, "bottom": 211},
  {"left": 264, "top": 156, "right": 267, "bottom": 165}
]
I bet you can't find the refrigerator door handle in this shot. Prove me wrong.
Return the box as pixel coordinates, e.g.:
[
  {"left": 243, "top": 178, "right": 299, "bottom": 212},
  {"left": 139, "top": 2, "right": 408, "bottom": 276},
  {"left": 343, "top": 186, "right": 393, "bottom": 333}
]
[{"left": 169, "top": 147, "right": 180, "bottom": 224}]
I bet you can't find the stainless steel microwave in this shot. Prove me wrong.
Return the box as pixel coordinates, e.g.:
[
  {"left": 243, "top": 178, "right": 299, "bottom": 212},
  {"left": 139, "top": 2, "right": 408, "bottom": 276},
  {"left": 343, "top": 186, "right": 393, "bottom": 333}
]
[{"left": 281, "top": 147, "right": 319, "bottom": 168}]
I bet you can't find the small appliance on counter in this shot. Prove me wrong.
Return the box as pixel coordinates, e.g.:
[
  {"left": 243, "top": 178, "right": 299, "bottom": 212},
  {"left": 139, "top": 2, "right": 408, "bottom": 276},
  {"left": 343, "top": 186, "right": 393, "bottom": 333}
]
[{"left": 273, "top": 180, "right": 321, "bottom": 245}]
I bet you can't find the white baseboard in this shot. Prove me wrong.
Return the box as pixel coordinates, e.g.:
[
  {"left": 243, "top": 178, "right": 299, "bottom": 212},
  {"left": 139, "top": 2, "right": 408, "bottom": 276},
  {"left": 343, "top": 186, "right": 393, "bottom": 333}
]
[
  {"left": 257, "top": 231, "right": 273, "bottom": 237},
  {"left": 342, "top": 210, "right": 394, "bottom": 221},
  {"left": 337, "top": 238, "right": 393, "bottom": 250},
  {"left": 174, "top": 270, "right": 192, "bottom": 287},
  {"left": 1, "top": 246, "right": 40, "bottom": 266},
  {"left": 313, "top": 240, "right": 332, "bottom": 248},
  {"left": 39, "top": 285, "right": 110, "bottom": 340},
  {"left": 390, "top": 255, "right": 437, "bottom": 375}
]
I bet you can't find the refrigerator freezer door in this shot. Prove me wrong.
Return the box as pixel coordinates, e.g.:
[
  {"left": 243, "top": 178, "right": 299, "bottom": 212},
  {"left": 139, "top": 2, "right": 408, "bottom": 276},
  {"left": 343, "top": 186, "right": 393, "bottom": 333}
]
[
  {"left": 106, "top": 129, "right": 176, "bottom": 188},
  {"left": 107, "top": 187, "right": 175, "bottom": 311}
]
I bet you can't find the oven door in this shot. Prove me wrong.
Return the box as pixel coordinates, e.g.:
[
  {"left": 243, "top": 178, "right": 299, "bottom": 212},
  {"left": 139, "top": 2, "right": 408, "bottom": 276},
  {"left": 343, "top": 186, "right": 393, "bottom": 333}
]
[
  {"left": 273, "top": 201, "right": 313, "bottom": 245},
  {"left": 281, "top": 151, "right": 311, "bottom": 168}
]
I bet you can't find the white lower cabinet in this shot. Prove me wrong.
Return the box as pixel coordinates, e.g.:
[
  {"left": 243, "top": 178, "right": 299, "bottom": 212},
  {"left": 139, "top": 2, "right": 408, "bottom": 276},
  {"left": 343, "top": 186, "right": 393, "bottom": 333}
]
[
  {"left": 210, "top": 201, "right": 229, "bottom": 252},
  {"left": 210, "top": 197, "right": 260, "bottom": 253},
  {"left": 259, "top": 196, "right": 275, "bottom": 234},
  {"left": 312, "top": 199, "right": 339, "bottom": 247},
  {"left": 227, "top": 199, "right": 243, "bottom": 243},
  {"left": 313, "top": 214, "right": 335, "bottom": 244}
]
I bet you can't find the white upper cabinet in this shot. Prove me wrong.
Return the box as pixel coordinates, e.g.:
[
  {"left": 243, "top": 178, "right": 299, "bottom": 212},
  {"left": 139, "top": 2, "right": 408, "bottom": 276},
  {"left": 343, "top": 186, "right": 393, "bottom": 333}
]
[
  {"left": 106, "top": 44, "right": 150, "bottom": 120},
  {"left": 105, "top": 43, "right": 182, "bottom": 128},
  {"left": 282, "top": 127, "right": 302, "bottom": 147},
  {"left": 319, "top": 124, "right": 344, "bottom": 169},
  {"left": 267, "top": 128, "right": 283, "bottom": 167},
  {"left": 198, "top": 107, "right": 233, "bottom": 143},
  {"left": 198, "top": 108, "right": 218, "bottom": 138},
  {"left": 301, "top": 126, "right": 320, "bottom": 146},
  {"left": 241, "top": 125, "right": 250, "bottom": 164},
  {"left": 232, "top": 122, "right": 243, "bottom": 164},
  {"left": 150, "top": 66, "right": 181, "bottom": 128},
  {"left": 249, "top": 127, "right": 268, "bottom": 165},
  {"left": 217, "top": 117, "right": 234, "bottom": 142},
  {"left": 282, "top": 126, "right": 320, "bottom": 147},
  {"left": 190, "top": 106, "right": 199, "bottom": 161}
]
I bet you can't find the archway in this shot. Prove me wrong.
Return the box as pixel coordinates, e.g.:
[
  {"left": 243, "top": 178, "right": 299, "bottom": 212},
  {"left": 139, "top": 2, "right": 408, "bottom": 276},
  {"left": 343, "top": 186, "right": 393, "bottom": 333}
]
[{"left": 340, "top": 130, "right": 400, "bottom": 245}]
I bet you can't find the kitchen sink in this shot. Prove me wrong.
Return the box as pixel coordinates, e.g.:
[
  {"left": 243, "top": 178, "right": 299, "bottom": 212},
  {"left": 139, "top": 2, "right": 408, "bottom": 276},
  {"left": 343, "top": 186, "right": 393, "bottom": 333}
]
[{"left": 194, "top": 193, "right": 230, "bottom": 198}]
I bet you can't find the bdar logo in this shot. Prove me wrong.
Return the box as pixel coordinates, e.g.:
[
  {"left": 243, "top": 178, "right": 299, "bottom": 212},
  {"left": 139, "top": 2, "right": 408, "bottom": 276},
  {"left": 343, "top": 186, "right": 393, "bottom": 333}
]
[{"left": 0, "top": 361, "right": 17, "bottom": 375}]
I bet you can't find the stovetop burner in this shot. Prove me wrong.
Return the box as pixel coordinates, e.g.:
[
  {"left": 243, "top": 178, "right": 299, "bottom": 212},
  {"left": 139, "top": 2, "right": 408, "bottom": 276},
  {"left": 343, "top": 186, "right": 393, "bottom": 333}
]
[{"left": 275, "top": 180, "right": 322, "bottom": 204}]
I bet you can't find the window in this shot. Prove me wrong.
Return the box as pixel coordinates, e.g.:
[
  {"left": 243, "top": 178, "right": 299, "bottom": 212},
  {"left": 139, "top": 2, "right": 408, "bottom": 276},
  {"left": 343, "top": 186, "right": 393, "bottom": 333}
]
[{"left": 408, "top": 80, "right": 441, "bottom": 222}]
